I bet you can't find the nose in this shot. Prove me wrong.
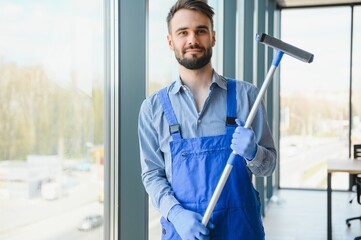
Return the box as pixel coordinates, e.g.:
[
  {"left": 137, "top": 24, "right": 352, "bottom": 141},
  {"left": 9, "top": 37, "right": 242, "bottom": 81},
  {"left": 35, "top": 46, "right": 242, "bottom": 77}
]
[{"left": 187, "top": 32, "right": 199, "bottom": 45}]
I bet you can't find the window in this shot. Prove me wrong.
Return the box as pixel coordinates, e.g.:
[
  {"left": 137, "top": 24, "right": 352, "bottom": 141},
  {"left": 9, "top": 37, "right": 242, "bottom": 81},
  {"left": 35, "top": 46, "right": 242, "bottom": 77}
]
[
  {"left": 280, "top": 7, "right": 351, "bottom": 189},
  {"left": 0, "top": 1, "right": 105, "bottom": 239},
  {"left": 351, "top": 6, "right": 361, "bottom": 148}
]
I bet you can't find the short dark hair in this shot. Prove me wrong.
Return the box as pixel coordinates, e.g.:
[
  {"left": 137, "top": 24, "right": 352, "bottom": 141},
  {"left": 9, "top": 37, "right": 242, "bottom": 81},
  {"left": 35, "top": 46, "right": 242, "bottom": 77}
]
[{"left": 167, "top": 0, "right": 215, "bottom": 33}]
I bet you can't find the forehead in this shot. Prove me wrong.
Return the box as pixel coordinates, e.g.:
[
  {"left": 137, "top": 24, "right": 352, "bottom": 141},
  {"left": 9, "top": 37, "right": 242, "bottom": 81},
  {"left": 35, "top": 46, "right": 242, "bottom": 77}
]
[{"left": 169, "top": 9, "right": 212, "bottom": 33}]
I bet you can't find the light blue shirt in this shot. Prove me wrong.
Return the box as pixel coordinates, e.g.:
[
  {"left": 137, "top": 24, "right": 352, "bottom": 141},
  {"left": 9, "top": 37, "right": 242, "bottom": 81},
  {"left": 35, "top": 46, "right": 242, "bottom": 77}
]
[{"left": 138, "top": 71, "right": 276, "bottom": 219}]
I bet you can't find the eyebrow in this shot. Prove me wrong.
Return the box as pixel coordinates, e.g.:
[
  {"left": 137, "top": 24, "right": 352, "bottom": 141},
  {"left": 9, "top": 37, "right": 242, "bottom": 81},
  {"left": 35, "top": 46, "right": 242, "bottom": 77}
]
[{"left": 175, "top": 25, "right": 210, "bottom": 33}]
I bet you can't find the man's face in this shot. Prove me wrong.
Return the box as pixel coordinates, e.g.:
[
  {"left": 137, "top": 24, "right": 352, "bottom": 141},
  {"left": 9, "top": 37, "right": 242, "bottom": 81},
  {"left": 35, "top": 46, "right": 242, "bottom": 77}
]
[{"left": 167, "top": 9, "right": 216, "bottom": 70}]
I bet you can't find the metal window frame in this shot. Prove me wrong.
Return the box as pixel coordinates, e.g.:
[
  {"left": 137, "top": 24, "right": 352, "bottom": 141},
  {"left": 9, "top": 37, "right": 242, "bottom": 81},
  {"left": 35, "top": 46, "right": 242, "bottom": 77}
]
[
  {"left": 104, "top": 0, "right": 119, "bottom": 239},
  {"left": 118, "top": 0, "right": 148, "bottom": 239},
  {"left": 105, "top": 0, "right": 147, "bottom": 239}
]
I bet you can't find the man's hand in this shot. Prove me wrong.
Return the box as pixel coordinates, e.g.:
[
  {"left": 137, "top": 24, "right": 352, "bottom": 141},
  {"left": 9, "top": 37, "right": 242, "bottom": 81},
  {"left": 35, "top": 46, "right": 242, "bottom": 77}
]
[
  {"left": 231, "top": 119, "right": 257, "bottom": 160},
  {"left": 168, "top": 205, "right": 215, "bottom": 240}
]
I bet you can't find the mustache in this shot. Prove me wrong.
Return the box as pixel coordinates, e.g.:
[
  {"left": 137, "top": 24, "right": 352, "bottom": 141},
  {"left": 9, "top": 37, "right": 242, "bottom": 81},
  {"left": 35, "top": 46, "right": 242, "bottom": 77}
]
[{"left": 183, "top": 45, "right": 205, "bottom": 53}]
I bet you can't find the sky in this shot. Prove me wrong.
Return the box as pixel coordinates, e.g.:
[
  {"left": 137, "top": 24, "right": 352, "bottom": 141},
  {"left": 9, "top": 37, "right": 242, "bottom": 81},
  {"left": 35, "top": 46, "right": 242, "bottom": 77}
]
[
  {"left": 0, "top": 0, "right": 104, "bottom": 95},
  {"left": 280, "top": 6, "right": 361, "bottom": 94}
]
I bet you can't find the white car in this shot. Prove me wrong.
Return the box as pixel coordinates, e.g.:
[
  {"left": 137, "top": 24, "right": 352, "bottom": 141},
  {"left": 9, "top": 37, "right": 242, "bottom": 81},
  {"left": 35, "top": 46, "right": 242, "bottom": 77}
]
[{"left": 78, "top": 214, "right": 103, "bottom": 231}]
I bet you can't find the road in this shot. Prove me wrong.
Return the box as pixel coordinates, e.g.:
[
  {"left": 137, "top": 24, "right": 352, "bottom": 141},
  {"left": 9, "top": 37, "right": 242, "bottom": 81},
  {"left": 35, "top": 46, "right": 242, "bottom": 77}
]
[
  {"left": 0, "top": 202, "right": 103, "bottom": 240},
  {"left": 279, "top": 136, "right": 349, "bottom": 189},
  {"left": 0, "top": 171, "right": 103, "bottom": 240}
]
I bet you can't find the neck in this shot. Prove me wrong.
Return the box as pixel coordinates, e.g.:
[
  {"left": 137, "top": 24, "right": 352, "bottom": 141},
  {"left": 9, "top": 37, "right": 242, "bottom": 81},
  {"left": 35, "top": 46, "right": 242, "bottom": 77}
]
[
  {"left": 179, "top": 63, "right": 213, "bottom": 91},
  {"left": 179, "top": 63, "right": 213, "bottom": 113}
]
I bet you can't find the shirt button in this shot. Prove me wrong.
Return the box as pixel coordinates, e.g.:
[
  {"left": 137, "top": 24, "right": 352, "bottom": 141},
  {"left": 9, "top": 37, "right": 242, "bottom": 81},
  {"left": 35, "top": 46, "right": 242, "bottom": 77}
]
[{"left": 197, "top": 119, "right": 201, "bottom": 124}]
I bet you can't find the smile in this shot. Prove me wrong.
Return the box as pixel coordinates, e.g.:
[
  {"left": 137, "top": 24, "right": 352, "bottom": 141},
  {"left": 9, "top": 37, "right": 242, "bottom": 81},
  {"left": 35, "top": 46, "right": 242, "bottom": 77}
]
[{"left": 185, "top": 48, "right": 203, "bottom": 53}]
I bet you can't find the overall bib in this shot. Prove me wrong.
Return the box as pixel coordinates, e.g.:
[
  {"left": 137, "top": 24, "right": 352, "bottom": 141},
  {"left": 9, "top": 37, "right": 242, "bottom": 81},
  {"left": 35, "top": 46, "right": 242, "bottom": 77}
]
[{"left": 158, "top": 80, "right": 265, "bottom": 240}]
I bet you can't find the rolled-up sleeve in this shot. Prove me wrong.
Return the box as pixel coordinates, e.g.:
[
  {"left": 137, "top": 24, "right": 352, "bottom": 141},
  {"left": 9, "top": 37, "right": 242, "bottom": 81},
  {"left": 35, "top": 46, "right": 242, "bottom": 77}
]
[
  {"left": 138, "top": 98, "right": 179, "bottom": 218},
  {"left": 244, "top": 87, "right": 277, "bottom": 176}
]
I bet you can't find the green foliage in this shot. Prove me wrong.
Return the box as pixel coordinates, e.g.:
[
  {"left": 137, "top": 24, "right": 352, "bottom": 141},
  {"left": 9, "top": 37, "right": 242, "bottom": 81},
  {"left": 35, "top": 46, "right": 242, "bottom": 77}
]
[{"left": 0, "top": 63, "right": 104, "bottom": 161}]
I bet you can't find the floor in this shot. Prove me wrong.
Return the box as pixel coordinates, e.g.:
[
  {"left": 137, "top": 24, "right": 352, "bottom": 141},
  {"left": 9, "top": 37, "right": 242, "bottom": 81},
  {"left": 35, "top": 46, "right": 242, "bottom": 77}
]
[
  {"left": 263, "top": 189, "right": 361, "bottom": 240},
  {"left": 149, "top": 189, "right": 361, "bottom": 240}
]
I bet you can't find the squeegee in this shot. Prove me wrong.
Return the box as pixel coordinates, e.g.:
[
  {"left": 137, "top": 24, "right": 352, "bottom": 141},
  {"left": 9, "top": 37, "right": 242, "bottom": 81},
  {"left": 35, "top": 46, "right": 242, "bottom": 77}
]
[{"left": 202, "top": 33, "right": 314, "bottom": 226}]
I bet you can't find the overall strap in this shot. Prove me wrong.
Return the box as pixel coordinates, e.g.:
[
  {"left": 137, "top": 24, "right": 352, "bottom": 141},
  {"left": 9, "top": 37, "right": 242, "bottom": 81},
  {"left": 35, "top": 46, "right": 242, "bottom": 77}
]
[
  {"left": 226, "top": 79, "right": 237, "bottom": 132},
  {"left": 157, "top": 87, "right": 182, "bottom": 140}
]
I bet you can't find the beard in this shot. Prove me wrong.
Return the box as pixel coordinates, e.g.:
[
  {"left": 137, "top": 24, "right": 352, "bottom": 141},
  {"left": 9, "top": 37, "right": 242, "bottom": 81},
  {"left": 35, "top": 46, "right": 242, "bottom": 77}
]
[{"left": 175, "top": 45, "right": 212, "bottom": 70}]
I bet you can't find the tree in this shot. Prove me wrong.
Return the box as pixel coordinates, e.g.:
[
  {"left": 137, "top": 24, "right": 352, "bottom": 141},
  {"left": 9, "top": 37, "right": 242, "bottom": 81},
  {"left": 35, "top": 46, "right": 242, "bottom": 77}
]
[{"left": 0, "top": 62, "right": 104, "bottom": 162}]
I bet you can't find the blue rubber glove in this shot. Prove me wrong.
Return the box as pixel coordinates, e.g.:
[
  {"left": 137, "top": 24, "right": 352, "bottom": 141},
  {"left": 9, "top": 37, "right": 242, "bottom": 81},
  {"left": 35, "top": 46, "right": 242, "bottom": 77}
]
[
  {"left": 168, "top": 204, "right": 215, "bottom": 240},
  {"left": 231, "top": 119, "right": 258, "bottom": 160}
]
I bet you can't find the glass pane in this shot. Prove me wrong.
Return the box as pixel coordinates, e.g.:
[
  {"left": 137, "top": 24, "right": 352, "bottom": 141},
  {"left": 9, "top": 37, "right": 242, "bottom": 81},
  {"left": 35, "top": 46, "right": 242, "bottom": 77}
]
[
  {"left": 352, "top": 6, "right": 361, "bottom": 148},
  {"left": 280, "top": 7, "right": 350, "bottom": 190},
  {"left": 0, "top": 1, "right": 105, "bottom": 239},
  {"left": 147, "top": 1, "right": 223, "bottom": 238}
]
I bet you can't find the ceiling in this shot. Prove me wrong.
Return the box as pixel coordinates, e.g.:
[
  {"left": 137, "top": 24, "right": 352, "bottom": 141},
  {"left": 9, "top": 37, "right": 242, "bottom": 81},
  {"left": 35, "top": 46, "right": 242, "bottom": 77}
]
[{"left": 277, "top": 0, "right": 361, "bottom": 7}]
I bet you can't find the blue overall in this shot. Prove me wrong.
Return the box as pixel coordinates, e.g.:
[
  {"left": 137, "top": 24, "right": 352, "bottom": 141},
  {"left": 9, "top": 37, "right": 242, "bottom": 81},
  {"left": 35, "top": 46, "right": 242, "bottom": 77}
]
[{"left": 157, "top": 80, "right": 265, "bottom": 240}]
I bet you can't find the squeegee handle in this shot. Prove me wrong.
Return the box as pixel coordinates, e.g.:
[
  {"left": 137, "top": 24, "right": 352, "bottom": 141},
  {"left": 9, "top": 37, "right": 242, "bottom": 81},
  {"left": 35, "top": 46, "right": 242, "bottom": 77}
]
[
  {"left": 245, "top": 51, "right": 283, "bottom": 128},
  {"left": 202, "top": 51, "right": 284, "bottom": 226},
  {"left": 202, "top": 154, "right": 236, "bottom": 226}
]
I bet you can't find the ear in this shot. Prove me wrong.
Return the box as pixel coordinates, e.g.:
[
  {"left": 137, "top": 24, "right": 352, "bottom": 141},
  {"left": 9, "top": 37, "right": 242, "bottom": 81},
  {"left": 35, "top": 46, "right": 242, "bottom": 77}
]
[
  {"left": 212, "top": 31, "right": 216, "bottom": 47},
  {"left": 167, "top": 35, "right": 174, "bottom": 51}
]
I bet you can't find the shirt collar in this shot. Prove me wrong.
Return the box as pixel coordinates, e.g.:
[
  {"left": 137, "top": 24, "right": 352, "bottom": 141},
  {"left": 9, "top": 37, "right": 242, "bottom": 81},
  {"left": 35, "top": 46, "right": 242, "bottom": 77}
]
[
  {"left": 169, "top": 70, "right": 227, "bottom": 94},
  {"left": 212, "top": 71, "right": 227, "bottom": 90},
  {"left": 170, "top": 77, "right": 183, "bottom": 94}
]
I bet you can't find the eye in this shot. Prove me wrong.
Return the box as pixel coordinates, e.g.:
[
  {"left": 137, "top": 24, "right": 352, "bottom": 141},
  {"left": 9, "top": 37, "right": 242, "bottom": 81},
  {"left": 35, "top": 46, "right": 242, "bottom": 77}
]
[
  {"left": 197, "top": 29, "right": 209, "bottom": 35},
  {"left": 178, "top": 31, "right": 187, "bottom": 36}
]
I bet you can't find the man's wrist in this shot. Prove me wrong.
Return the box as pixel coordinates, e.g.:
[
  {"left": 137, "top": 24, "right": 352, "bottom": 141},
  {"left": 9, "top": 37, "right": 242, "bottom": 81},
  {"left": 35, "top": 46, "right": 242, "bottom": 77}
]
[
  {"left": 246, "top": 144, "right": 258, "bottom": 160},
  {"left": 168, "top": 204, "right": 183, "bottom": 222}
]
